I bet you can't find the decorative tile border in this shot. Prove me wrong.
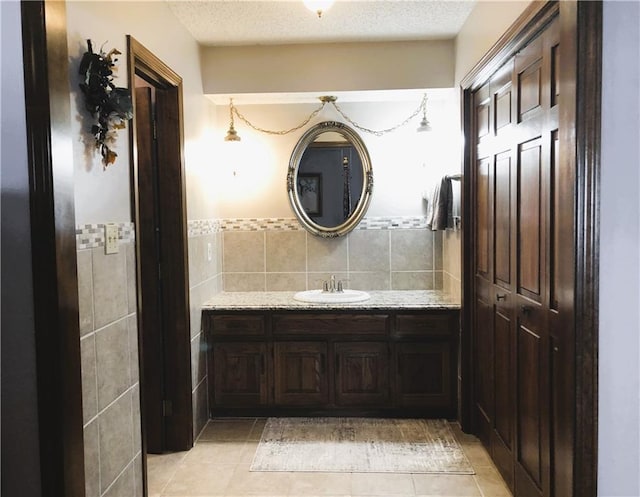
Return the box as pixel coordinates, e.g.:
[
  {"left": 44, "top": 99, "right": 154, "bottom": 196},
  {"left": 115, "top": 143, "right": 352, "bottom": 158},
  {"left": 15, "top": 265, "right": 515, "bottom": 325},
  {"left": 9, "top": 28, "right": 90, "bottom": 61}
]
[
  {"left": 221, "top": 218, "right": 303, "bottom": 232},
  {"left": 76, "top": 222, "right": 135, "bottom": 250},
  {"left": 188, "top": 219, "right": 222, "bottom": 237},
  {"left": 357, "top": 216, "right": 428, "bottom": 230},
  {"left": 210, "top": 216, "right": 430, "bottom": 232}
]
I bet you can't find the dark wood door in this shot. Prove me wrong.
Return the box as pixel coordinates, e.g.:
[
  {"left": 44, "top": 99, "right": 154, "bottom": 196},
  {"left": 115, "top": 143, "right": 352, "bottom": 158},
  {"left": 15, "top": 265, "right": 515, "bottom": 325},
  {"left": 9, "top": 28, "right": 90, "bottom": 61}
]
[
  {"left": 213, "top": 343, "right": 268, "bottom": 407},
  {"left": 274, "top": 342, "right": 328, "bottom": 406},
  {"left": 394, "top": 342, "right": 452, "bottom": 409},
  {"left": 471, "top": 16, "right": 562, "bottom": 497},
  {"left": 135, "top": 86, "right": 165, "bottom": 453},
  {"left": 133, "top": 66, "right": 192, "bottom": 453},
  {"left": 334, "top": 342, "right": 389, "bottom": 406}
]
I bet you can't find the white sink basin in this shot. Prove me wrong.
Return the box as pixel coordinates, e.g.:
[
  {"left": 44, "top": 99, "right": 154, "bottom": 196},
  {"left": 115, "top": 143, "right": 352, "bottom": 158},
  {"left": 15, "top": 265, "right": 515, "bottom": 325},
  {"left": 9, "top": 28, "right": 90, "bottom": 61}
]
[{"left": 293, "top": 289, "right": 371, "bottom": 304}]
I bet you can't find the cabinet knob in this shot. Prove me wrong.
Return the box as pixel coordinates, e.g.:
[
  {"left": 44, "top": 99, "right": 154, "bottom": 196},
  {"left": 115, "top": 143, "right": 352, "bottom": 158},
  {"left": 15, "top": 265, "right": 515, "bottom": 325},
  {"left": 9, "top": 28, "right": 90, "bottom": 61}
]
[
  {"left": 521, "top": 305, "right": 532, "bottom": 315},
  {"left": 496, "top": 294, "right": 507, "bottom": 301}
]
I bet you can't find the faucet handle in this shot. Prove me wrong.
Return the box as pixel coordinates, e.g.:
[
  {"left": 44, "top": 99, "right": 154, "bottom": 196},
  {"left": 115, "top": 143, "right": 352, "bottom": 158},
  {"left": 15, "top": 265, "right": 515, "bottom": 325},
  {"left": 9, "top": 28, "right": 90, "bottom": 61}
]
[
  {"left": 323, "top": 280, "right": 329, "bottom": 292},
  {"left": 337, "top": 278, "right": 350, "bottom": 292}
]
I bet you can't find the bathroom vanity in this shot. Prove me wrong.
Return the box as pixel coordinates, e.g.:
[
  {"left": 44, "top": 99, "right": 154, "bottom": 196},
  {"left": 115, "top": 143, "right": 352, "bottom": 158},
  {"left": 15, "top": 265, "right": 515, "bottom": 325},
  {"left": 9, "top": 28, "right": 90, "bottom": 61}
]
[{"left": 202, "top": 291, "right": 460, "bottom": 418}]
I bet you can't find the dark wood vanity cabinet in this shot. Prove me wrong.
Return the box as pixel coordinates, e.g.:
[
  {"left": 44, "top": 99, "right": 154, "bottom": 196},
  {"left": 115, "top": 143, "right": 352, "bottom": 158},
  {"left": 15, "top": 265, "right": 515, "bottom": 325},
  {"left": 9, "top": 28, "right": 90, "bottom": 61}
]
[
  {"left": 204, "top": 309, "right": 459, "bottom": 417},
  {"left": 274, "top": 341, "right": 329, "bottom": 406}
]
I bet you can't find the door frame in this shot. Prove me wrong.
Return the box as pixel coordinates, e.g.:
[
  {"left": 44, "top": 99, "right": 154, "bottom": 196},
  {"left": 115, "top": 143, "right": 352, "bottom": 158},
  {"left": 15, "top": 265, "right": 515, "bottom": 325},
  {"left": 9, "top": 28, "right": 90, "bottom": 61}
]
[
  {"left": 126, "top": 34, "right": 193, "bottom": 477},
  {"left": 19, "top": 1, "right": 86, "bottom": 495},
  {"left": 460, "top": 2, "right": 600, "bottom": 496}
]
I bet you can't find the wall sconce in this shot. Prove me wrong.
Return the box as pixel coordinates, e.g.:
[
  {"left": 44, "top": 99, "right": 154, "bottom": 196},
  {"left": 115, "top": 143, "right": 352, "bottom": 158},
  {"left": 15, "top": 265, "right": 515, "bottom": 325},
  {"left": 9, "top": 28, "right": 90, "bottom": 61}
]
[
  {"left": 222, "top": 93, "right": 431, "bottom": 140},
  {"left": 416, "top": 96, "right": 432, "bottom": 132},
  {"left": 224, "top": 98, "right": 241, "bottom": 142},
  {"left": 303, "top": 0, "right": 334, "bottom": 18}
]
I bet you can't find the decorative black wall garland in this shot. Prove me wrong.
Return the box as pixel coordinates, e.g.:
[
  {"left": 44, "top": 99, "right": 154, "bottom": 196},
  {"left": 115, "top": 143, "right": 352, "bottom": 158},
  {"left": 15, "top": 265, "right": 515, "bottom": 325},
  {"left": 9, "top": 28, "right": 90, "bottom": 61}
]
[{"left": 78, "top": 40, "right": 133, "bottom": 167}]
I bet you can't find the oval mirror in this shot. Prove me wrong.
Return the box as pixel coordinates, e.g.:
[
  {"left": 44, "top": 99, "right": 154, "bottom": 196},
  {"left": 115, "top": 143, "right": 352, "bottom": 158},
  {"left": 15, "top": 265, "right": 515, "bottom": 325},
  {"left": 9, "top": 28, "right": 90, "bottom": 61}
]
[{"left": 287, "top": 121, "right": 373, "bottom": 237}]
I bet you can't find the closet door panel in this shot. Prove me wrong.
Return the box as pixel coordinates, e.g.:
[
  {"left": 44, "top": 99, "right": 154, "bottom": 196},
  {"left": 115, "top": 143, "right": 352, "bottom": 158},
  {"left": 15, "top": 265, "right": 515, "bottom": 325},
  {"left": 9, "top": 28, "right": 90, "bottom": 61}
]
[
  {"left": 493, "top": 309, "right": 513, "bottom": 450},
  {"left": 494, "top": 151, "right": 512, "bottom": 288},
  {"left": 518, "top": 138, "right": 544, "bottom": 301}
]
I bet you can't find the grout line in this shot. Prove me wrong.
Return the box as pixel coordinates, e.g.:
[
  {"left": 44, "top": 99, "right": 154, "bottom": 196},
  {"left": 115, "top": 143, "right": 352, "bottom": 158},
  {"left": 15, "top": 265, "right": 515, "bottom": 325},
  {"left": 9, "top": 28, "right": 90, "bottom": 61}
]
[
  {"left": 191, "top": 374, "right": 207, "bottom": 394},
  {"left": 81, "top": 311, "right": 137, "bottom": 341},
  {"left": 84, "top": 383, "right": 137, "bottom": 429}
]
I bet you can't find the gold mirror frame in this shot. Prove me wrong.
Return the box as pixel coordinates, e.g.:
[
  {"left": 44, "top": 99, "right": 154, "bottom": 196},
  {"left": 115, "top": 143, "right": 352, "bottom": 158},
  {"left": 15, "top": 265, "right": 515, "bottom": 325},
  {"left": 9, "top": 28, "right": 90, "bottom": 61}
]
[{"left": 287, "top": 121, "right": 373, "bottom": 238}]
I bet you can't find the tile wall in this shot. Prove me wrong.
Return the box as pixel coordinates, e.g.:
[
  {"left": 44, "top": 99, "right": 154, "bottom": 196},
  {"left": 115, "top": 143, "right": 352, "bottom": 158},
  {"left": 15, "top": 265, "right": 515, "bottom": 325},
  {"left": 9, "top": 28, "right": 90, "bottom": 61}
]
[
  {"left": 76, "top": 224, "right": 142, "bottom": 497},
  {"left": 443, "top": 229, "right": 462, "bottom": 301},
  {"left": 219, "top": 217, "right": 445, "bottom": 292},
  {"left": 187, "top": 220, "right": 223, "bottom": 439}
]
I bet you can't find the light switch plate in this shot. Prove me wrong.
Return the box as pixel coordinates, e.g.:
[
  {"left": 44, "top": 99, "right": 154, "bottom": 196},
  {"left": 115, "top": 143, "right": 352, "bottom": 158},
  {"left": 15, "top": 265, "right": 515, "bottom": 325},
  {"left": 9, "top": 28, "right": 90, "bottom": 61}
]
[
  {"left": 105, "top": 223, "right": 119, "bottom": 254},
  {"left": 207, "top": 242, "right": 213, "bottom": 262}
]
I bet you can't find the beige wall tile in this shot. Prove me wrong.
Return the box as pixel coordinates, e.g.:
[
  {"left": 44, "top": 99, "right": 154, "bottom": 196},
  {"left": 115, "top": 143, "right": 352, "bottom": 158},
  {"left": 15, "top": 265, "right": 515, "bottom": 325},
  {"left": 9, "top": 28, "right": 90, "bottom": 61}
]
[
  {"left": 434, "top": 270, "right": 444, "bottom": 290},
  {"left": 392, "top": 271, "right": 435, "bottom": 290},
  {"left": 103, "top": 462, "right": 135, "bottom": 497},
  {"left": 434, "top": 230, "right": 444, "bottom": 270},
  {"left": 188, "top": 235, "right": 205, "bottom": 288},
  {"left": 80, "top": 335, "right": 98, "bottom": 424},
  {"left": 83, "top": 419, "right": 100, "bottom": 497},
  {"left": 99, "top": 392, "right": 134, "bottom": 493},
  {"left": 193, "top": 381, "right": 209, "bottom": 441},
  {"left": 96, "top": 318, "right": 131, "bottom": 410},
  {"left": 133, "top": 455, "right": 144, "bottom": 497},
  {"left": 189, "top": 284, "right": 203, "bottom": 339},
  {"left": 307, "top": 236, "right": 348, "bottom": 272},
  {"left": 444, "top": 229, "right": 462, "bottom": 279},
  {"left": 390, "top": 229, "right": 433, "bottom": 271},
  {"left": 266, "top": 272, "right": 307, "bottom": 291},
  {"left": 128, "top": 315, "right": 139, "bottom": 384},
  {"left": 223, "top": 231, "right": 265, "bottom": 272},
  {"left": 349, "top": 230, "right": 390, "bottom": 272},
  {"left": 132, "top": 384, "right": 142, "bottom": 455},
  {"left": 191, "top": 332, "right": 207, "bottom": 388},
  {"left": 348, "top": 271, "right": 391, "bottom": 290},
  {"left": 224, "top": 273, "right": 265, "bottom": 292},
  {"left": 92, "top": 247, "right": 128, "bottom": 329},
  {"left": 266, "top": 231, "right": 306, "bottom": 272},
  {"left": 125, "top": 242, "right": 137, "bottom": 314},
  {"left": 77, "top": 249, "right": 94, "bottom": 336},
  {"left": 307, "top": 272, "right": 349, "bottom": 291}
]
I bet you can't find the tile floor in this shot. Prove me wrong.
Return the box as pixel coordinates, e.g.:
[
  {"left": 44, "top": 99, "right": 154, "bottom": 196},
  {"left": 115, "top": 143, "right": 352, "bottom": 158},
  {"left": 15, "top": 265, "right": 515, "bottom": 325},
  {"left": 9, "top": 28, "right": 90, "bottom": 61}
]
[{"left": 147, "top": 418, "right": 512, "bottom": 497}]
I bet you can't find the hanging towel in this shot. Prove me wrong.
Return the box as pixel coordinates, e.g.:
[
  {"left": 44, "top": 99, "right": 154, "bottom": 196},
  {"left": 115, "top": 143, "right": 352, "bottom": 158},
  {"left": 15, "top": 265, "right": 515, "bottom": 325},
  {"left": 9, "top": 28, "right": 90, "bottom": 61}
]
[{"left": 426, "top": 176, "right": 454, "bottom": 231}]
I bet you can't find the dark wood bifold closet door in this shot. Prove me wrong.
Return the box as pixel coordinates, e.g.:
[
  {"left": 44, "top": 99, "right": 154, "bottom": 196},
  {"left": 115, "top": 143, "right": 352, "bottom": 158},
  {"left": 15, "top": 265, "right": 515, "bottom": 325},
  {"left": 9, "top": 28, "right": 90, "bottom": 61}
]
[{"left": 471, "top": 15, "right": 563, "bottom": 497}]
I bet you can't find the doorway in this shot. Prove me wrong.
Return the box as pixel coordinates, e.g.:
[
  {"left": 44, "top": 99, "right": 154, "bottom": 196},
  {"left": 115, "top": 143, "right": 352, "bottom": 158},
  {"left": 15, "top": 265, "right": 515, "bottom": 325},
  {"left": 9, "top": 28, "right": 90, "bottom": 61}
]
[{"left": 127, "top": 36, "right": 193, "bottom": 459}]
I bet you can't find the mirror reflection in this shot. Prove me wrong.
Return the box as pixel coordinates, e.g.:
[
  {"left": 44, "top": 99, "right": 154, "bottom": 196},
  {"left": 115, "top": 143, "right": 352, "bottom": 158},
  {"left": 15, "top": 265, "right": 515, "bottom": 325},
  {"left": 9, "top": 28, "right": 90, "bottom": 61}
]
[{"left": 287, "top": 122, "right": 373, "bottom": 238}]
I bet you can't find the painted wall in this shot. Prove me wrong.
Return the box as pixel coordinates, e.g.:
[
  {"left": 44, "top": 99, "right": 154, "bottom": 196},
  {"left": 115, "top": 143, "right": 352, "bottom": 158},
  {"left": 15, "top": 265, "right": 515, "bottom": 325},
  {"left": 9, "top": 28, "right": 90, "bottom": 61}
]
[
  {"left": 598, "top": 2, "right": 640, "bottom": 495},
  {"left": 202, "top": 40, "right": 454, "bottom": 95},
  {"left": 213, "top": 93, "right": 460, "bottom": 219},
  {"left": 0, "top": 2, "right": 43, "bottom": 496},
  {"left": 67, "top": 1, "right": 218, "bottom": 224},
  {"left": 453, "top": 0, "right": 532, "bottom": 86}
]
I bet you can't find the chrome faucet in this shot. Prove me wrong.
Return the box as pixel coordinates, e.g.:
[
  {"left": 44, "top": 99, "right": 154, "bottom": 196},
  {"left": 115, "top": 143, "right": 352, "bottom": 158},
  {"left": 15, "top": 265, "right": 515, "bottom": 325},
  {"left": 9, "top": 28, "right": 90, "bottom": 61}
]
[{"left": 322, "top": 274, "right": 344, "bottom": 293}]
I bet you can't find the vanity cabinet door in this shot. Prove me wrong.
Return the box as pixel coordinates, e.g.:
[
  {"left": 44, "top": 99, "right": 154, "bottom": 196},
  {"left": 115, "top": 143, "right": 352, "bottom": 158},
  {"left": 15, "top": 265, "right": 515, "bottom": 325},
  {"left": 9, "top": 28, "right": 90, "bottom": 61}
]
[
  {"left": 394, "top": 342, "right": 453, "bottom": 410},
  {"left": 274, "top": 342, "right": 328, "bottom": 406},
  {"left": 334, "top": 342, "right": 390, "bottom": 406},
  {"left": 213, "top": 342, "right": 268, "bottom": 407}
]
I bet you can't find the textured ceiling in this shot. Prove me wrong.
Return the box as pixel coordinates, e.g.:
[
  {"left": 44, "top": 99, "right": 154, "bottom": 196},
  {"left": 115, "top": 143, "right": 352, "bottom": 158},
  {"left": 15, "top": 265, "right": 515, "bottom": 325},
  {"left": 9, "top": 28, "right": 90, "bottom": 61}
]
[{"left": 166, "top": 0, "right": 476, "bottom": 47}]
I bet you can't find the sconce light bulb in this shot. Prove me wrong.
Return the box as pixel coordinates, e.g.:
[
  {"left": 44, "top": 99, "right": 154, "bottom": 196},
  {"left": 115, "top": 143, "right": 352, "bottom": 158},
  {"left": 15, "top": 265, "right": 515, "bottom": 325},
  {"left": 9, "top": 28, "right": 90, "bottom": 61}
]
[{"left": 304, "top": 0, "right": 334, "bottom": 18}]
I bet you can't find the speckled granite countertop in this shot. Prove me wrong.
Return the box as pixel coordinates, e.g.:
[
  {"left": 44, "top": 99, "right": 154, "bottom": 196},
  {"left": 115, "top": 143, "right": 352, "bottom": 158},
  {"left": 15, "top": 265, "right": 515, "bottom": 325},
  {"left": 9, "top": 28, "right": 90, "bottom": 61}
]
[{"left": 202, "top": 291, "right": 461, "bottom": 311}]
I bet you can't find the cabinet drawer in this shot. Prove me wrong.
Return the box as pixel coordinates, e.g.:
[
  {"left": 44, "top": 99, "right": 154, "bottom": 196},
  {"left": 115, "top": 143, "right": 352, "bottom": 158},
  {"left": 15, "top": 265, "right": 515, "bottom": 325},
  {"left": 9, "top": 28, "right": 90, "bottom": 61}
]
[
  {"left": 273, "top": 313, "right": 389, "bottom": 335},
  {"left": 208, "top": 314, "right": 265, "bottom": 336},
  {"left": 395, "top": 312, "right": 457, "bottom": 337}
]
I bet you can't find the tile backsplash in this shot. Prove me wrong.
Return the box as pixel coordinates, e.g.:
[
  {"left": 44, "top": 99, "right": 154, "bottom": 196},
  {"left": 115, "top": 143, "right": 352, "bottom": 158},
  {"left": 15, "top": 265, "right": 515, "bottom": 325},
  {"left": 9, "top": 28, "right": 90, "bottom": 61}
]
[{"left": 213, "top": 217, "right": 444, "bottom": 292}]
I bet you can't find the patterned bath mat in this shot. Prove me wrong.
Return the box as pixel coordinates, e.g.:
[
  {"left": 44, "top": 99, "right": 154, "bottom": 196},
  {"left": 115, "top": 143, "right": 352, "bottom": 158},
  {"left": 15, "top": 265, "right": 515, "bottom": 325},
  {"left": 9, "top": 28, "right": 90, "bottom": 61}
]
[{"left": 250, "top": 417, "right": 474, "bottom": 474}]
